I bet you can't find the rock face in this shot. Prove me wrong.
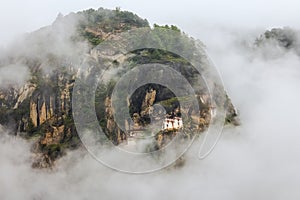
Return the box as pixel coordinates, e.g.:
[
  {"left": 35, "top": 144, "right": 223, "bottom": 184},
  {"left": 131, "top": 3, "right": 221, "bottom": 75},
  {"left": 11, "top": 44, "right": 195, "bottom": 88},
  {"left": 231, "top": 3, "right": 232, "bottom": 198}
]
[
  {"left": 104, "top": 97, "right": 127, "bottom": 144},
  {"left": 0, "top": 8, "right": 151, "bottom": 168},
  {"left": 0, "top": 68, "right": 79, "bottom": 168},
  {"left": 0, "top": 7, "right": 239, "bottom": 168},
  {"left": 140, "top": 89, "right": 157, "bottom": 117}
]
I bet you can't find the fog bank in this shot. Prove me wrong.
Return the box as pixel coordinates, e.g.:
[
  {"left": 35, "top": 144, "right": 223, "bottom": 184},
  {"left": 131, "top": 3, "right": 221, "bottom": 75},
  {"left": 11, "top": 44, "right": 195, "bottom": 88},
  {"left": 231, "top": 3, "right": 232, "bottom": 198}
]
[{"left": 1, "top": 24, "right": 300, "bottom": 199}]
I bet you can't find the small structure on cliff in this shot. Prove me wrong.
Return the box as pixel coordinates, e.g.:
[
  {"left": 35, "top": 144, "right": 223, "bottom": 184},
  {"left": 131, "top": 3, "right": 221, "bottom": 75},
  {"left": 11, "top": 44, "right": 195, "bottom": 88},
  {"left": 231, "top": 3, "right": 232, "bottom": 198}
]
[{"left": 162, "top": 117, "right": 183, "bottom": 130}]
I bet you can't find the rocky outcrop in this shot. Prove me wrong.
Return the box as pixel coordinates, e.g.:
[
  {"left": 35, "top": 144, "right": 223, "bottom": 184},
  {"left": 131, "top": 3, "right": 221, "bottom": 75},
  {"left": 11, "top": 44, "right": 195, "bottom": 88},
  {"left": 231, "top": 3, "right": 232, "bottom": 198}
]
[
  {"left": 140, "top": 88, "right": 156, "bottom": 117},
  {"left": 254, "top": 27, "right": 300, "bottom": 58},
  {"left": 104, "top": 97, "right": 127, "bottom": 144},
  {"left": 0, "top": 65, "right": 79, "bottom": 168},
  {"left": 0, "top": 7, "right": 239, "bottom": 169},
  {"left": 14, "top": 83, "right": 36, "bottom": 109}
]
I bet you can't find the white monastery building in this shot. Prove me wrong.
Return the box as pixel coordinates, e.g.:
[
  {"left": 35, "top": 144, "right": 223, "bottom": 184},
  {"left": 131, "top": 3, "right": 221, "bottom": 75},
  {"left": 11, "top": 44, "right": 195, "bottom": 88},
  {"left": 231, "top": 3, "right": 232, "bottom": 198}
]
[{"left": 162, "top": 117, "right": 183, "bottom": 130}]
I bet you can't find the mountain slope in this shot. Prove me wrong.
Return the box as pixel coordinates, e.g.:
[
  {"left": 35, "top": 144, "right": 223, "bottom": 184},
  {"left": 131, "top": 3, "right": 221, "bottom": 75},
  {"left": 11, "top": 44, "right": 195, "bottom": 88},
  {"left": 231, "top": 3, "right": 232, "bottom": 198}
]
[{"left": 0, "top": 7, "right": 238, "bottom": 168}]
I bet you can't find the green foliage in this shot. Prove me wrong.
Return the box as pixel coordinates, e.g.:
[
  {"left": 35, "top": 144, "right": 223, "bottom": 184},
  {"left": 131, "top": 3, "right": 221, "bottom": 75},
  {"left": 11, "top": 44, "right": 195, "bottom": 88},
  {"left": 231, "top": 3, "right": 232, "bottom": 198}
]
[
  {"left": 26, "top": 124, "right": 44, "bottom": 139},
  {"left": 77, "top": 7, "right": 149, "bottom": 46},
  {"left": 13, "top": 99, "right": 30, "bottom": 120},
  {"left": 0, "top": 107, "right": 10, "bottom": 124},
  {"left": 154, "top": 24, "right": 181, "bottom": 32},
  {"left": 129, "top": 49, "right": 189, "bottom": 65},
  {"left": 26, "top": 118, "right": 35, "bottom": 133},
  {"left": 41, "top": 143, "right": 63, "bottom": 160},
  {"left": 30, "top": 69, "right": 44, "bottom": 88},
  {"left": 255, "top": 27, "right": 296, "bottom": 48},
  {"left": 158, "top": 96, "right": 191, "bottom": 107},
  {"left": 81, "top": 31, "right": 103, "bottom": 46},
  {"left": 95, "top": 80, "right": 117, "bottom": 130}
]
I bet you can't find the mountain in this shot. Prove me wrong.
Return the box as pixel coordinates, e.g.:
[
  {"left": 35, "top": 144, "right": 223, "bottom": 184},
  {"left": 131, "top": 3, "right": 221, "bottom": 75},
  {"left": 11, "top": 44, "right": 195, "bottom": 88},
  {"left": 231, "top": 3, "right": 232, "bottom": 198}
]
[
  {"left": 0, "top": 7, "right": 238, "bottom": 168},
  {"left": 254, "top": 27, "right": 300, "bottom": 58}
]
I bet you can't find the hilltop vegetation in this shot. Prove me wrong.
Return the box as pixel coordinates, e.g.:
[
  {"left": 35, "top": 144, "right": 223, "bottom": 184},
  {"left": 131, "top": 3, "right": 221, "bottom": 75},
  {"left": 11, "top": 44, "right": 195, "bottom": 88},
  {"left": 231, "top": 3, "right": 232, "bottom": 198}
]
[{"left": 77, "top": 7, "right": 149, "bottom": 45}]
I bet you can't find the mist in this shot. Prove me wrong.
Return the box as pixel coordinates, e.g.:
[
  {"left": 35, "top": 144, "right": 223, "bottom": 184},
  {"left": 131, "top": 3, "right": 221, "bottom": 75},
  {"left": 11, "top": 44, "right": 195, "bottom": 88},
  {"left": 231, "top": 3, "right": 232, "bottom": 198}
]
[
  {"left": 0, "top": 14, "right": 300, "bottom": 199},
  {"left": 0, "top": 64, "right": 29, "bottom": 88},
  {"left": 2, "top": 0, "right": 300, "bottom": 47}
]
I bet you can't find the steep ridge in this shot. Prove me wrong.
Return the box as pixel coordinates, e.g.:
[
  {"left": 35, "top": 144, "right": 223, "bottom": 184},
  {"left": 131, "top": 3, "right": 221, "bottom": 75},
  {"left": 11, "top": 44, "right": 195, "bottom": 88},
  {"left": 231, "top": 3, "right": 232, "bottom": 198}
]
[{"left": 0, "top": 7, "right": 238, "bottom": 168}]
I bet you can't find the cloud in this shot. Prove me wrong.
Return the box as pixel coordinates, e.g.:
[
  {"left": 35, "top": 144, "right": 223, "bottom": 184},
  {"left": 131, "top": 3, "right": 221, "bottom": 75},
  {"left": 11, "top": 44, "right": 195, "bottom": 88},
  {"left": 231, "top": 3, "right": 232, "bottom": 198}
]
[
  {"left": 0, "top": 64, "right": 30, "bottom": 88},
  {"left": 0, "top": 23, "right": 300, "bottom": 199}
]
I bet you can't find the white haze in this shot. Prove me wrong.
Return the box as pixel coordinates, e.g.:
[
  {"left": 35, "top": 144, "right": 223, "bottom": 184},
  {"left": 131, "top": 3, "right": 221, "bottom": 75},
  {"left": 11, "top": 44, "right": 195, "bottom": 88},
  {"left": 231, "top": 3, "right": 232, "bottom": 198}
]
[
  {"left": 1, "top": 1, "right": 300, "bottom": 199},
  {"left": 0, "top": 64, "right": 30, "bottom": 88},
  {"left": 1, "top": 0, "right": 300, "bottom": 46},
  {"left": 0, "top": 22, "right": 300, "bottom": 199}
]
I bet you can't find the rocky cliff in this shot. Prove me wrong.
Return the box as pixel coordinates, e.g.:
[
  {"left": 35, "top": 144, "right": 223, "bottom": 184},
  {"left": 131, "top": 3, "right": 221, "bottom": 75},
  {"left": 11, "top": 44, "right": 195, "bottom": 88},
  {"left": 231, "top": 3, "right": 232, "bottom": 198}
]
[{"left": 0, "top": 7, "right": 238, "bottom": 168}]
